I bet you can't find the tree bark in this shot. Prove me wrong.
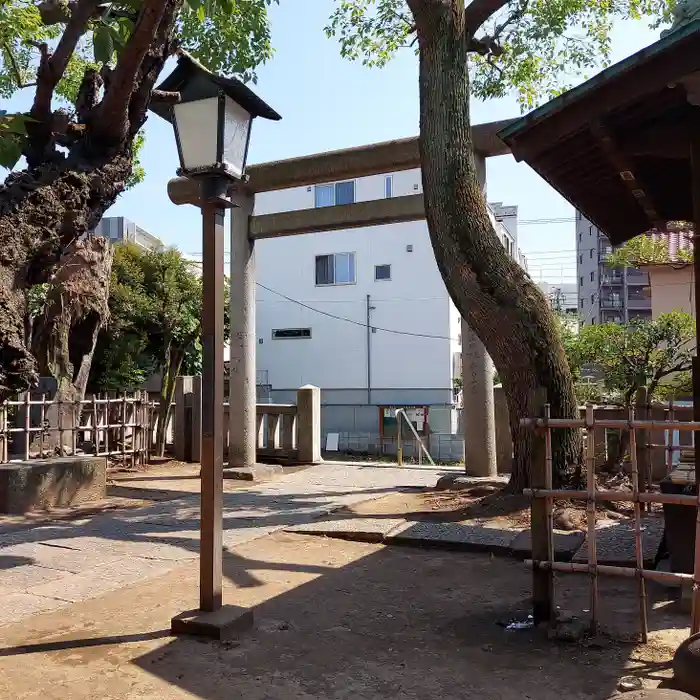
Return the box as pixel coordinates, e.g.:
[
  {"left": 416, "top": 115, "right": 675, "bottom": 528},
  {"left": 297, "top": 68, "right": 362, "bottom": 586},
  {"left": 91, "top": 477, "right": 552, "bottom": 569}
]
[
  {"left": 155, "top": 344, "right": 186, "bottom": 456},
  {"left": 409, "top": 0, "right": 581, "bottom": 490},
  {"left": 0, "top": 154, "right": 131, "bottom": 400},
  {"left": 31, "top": 234, "right": 114, "bottom": 452}
]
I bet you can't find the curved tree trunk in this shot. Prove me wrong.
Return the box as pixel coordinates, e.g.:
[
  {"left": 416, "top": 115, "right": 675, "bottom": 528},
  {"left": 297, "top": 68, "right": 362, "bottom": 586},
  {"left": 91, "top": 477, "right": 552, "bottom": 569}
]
[
  {"left": 31, "top": 235, "right": 114, "bottom": 452},
  {"left": 408, "top": 0, "right": 581, "bottom": 490}
]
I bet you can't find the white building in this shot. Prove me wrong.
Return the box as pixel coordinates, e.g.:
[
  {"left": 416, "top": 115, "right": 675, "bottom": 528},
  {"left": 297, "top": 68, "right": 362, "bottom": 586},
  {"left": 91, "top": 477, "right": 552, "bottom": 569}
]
[
  {"left": 253, "top": 169, "right": 524, "bottom": 441},
  {"left": 93, "top": 216, "right": 164, "bottom": 251}
]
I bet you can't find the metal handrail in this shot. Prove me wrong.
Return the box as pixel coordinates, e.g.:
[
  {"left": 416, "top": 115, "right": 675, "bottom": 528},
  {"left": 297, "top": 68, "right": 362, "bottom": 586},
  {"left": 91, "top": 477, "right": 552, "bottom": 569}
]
[{"left": 395, "top": 408, "right": 435, "bottom": 466}]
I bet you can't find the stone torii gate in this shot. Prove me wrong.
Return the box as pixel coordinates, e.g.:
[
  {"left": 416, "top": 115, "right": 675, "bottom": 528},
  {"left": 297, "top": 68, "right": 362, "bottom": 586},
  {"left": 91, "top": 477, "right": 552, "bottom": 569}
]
[{"left": 167, "top": 118, "right": 514, "bottom": 476}]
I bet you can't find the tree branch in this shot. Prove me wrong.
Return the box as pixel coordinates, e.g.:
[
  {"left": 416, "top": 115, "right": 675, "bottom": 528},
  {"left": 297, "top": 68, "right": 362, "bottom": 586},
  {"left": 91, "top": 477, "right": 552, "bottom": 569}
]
[
  {"left": 30, "top": 0, "right": 99, "bottom": 120},
  {"left": 95, "top": 0, "right": 174, "bottom": 143},
  {"left": 150, "top": 89, "right": 181, "bottom": 105},
  {"left": 1, "top": 43, "right": 36, "bottom": 89},
  {"left": 125, "top": 0, "right": 182, "bottom": 137},
  {"left": 464, "top": 0, "right": 511, "bottom": 39}
]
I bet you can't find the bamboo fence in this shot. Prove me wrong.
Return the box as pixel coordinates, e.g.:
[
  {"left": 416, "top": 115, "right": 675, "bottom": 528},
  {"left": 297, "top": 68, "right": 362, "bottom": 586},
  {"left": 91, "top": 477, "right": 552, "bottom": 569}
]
[
  {"left": 0, "top": 392, "right": 157, "bottom": 466},
  {"left": 521, "top": 403, "right": 700, "bottom": 641}
]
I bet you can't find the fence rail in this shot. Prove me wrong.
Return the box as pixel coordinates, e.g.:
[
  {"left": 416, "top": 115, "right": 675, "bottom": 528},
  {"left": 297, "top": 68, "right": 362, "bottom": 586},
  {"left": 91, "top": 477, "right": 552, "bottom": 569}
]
[
  {"left": 521, "top": 397, "right": 700, "bottom": 641},
  {"left": 0, "top": 392, "right": 156, "bottom": 466}
]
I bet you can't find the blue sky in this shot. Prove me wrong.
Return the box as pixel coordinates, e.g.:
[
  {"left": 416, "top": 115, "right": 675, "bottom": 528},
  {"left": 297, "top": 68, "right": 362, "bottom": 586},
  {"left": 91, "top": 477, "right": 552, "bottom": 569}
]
[{"left": 5, "top": 2, "right": 661, "bottom": 282}]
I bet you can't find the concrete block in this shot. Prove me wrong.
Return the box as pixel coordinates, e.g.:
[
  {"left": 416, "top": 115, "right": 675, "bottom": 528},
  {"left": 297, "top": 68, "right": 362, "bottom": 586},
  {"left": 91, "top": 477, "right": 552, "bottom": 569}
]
[
  {"left": 0, "top": 456, "right": 106, "bottom": 514},
  {"left": 509, "top": 529, "right": 585, "bottom": 562},
  {"left": 285, "top": 517, "right": 407, "bottom": 543},
  {"left": 387, "top": 520, "right": 520, "bottom": 553},
  {"left": 572, "top": 516, "right": 665, "bottom": 567},
  {"left": 171, "top": 604, "right": 254, "bottom": 640}
]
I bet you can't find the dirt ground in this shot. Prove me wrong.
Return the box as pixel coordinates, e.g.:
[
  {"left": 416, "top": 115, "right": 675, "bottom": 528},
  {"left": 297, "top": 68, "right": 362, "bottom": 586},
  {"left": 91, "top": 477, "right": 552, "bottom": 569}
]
[
  {"left": 0, "top": 529, "right": 690, "bottom": 700},
  {"left": 344, "top": 480, "right": 657, "bottom": 532}
]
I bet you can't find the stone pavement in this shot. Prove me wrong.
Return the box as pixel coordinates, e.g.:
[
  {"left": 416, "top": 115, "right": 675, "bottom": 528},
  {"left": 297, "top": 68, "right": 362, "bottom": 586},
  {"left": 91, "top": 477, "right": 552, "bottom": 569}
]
[
  {"left": 0, "top": 463, "right": 450, "bottom": 626},
  {"left": 286, "top": 511, "right": 665, "bottom": 565}
]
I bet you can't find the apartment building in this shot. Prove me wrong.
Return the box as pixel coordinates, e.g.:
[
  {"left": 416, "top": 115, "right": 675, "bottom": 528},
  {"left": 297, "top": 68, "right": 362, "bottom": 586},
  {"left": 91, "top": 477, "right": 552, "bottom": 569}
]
[
  {"left": 93, "top": 216, "right": 164, "bottom": 251},
  {"left": 576, "top": 213, "right": 651, "bottom": 324}
]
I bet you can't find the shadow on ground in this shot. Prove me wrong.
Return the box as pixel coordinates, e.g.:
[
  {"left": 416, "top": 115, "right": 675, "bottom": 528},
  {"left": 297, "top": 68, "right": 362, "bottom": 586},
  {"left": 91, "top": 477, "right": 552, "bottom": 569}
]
[{"left": 123, "top": 538, "right": 686, "bottom": 700}]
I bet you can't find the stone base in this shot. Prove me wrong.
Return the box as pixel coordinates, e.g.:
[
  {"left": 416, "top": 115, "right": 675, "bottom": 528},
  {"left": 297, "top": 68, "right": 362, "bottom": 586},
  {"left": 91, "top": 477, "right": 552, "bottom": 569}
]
[
  {"left": 0, "top": 456, "right": 106, "bottom": 514},
  {"left": 171, "top": 605, "right": 254, "bottom": 640}
]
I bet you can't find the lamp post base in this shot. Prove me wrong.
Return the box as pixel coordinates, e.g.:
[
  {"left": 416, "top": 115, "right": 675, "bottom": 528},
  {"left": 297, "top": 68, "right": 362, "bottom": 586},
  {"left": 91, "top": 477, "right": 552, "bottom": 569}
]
[{"left": 171, "top": 605, "right": 254, "bottom": 641}]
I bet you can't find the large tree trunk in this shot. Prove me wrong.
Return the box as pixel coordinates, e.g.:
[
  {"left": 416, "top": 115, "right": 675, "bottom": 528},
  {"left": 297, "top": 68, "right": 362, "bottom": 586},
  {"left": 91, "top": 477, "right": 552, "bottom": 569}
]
[
  {"left": 409, "top": 0, "right": 581, "bottom": 490},
  {"left": 0, "top": 154, "right": 131, "bottom": 401},
  {"left": 0, "top": 0, "right": 181, "bottom": 401},
  {"left": 31, "top": 234, "right": 114, "bottom": 452}
]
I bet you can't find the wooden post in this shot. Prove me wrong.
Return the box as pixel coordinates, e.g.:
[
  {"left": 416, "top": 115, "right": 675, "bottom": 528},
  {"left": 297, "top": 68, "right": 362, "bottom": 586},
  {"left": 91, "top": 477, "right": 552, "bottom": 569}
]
[
  {"left": 628, "top": 404, "right": 649, "bottom": 643},
  {"left": 530, "top": 387, "right": 553, "bottom": 625},
  {"left": 635, "top": 388, "right": 651, "bottom": 511},
  {"left": 585, "top": 403, "right": 599, "bottom": 635},
  {"left": 690, "top": 129, "right": 700, "bottom": 634}
]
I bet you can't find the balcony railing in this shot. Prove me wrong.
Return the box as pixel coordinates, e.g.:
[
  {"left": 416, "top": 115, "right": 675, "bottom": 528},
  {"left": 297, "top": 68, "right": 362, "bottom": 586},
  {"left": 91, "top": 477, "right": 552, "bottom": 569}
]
[
  {"left": 600, "top": 272, "right": 624, "bottom": 285},
  {"left": 600, "top": 298, "right": 623, "bottom": 309},
  {"left": 626, "top": 269, "right": 650, "bottom": 284}
]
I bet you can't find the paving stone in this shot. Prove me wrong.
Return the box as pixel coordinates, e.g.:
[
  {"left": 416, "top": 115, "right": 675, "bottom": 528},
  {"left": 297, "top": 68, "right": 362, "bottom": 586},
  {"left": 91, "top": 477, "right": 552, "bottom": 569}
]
[
  {"left": 27, "top": 557, "right": 171, "bottom": 603},
  {"left": 1, "top": 541, "right": 123, "bottom": 574},
  {"left": 572, "top": 517, "right": 665, "bottom": 566},
  {"left": 386, "top": 521, "right": 521, "bottom": 553},
  {"left": 0, "top": 592, "right": 67, "bottom": 625},
  {"left": 284, "top": 517, "right": 407, "bottom": 542},
  {"left": 509, "top": 529, "right": 586, "bottom": 562},
  {"left": 0, "top": 463, "right": 449, "bottom": 625}
]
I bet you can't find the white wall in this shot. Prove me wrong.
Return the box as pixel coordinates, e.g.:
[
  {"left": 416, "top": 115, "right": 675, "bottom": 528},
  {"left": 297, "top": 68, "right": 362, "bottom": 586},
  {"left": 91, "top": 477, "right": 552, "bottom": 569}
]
[
  {"left": 255, "top": 216, "right": 453, "bottom": 394},
  {"left": 254, "top": 168, "right": 423, "bottom": 215}
]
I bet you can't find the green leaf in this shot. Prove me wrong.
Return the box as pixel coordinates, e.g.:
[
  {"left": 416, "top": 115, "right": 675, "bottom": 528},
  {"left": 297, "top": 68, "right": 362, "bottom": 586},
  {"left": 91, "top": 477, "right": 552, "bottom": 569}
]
[
  {"left": 93, "top": 24, "right": 114, "bottom": 64},
  {"left": 197, "top": 4, "right": 206, "bottom": 22},
  {"left": 0, "top": 131, "right": 24, "bottom": 169}
]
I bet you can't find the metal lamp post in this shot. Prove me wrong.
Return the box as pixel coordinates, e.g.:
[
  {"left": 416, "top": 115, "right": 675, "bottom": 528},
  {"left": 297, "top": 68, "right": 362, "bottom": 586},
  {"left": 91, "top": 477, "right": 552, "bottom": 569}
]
[{"left": 150, "top": 53, "right": 280, "bottom": 638}]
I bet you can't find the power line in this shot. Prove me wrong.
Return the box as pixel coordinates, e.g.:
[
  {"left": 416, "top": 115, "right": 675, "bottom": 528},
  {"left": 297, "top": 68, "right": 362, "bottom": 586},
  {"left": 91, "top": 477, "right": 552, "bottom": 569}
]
[{"left": 256, "top": 282, "right": 459, "bottom": 341}]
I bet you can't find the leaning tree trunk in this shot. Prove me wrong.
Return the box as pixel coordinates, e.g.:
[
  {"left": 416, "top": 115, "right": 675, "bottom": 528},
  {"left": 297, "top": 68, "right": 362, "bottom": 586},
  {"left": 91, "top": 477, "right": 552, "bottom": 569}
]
[
  {"left": 408, "top": 0, "right": 581, "bottom": 491},
  {"left": 30, "top": 235, "right": 115, "bottom": 452}
]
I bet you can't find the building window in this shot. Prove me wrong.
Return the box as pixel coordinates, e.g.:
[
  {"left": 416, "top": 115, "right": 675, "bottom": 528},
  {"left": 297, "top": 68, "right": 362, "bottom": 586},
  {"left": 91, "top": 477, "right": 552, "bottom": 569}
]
[
  {"left": 591, "top": 293, "right": 595, "bottom": 304},
  {"left": 580, "top": 299, "right": 584, "bottom": 309},
  {"left": 385, "top": 176, "right": 393, "bottom": 199},
  {"left": 375, "top": 264, "right": 391, "bottom": 281},
  {"left": 580, "top": 276, "right": 583, "bottom": 287},
  {"left": 578, "top": 254, "right": 583, "bottom": 264},
  {"left": 589, "top": 226, "right": 593, "bottom": 236},
  {"left": 590, "top": 271, "right": 595, "bottom": 282},
  {"left": 314, "top": 181, "right": 356, "bottom": 208},
  {"left": 589, "top": 249, "right": 593, "bottom": 259},
  {"left": 315, "top": 252, "right": 356, "bottom": 285},
  {"left": 272, "top": 328, "right": 311, "bottom": 339},
  {"left": 578, "top": 232, "right": 582, "bottom": 243}
]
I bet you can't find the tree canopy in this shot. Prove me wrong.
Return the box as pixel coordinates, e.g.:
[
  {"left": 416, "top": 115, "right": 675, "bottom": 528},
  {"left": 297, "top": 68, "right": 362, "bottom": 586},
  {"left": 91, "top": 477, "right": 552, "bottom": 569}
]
[
  {"left": 566, "top": 312, "right": 695, "bottom": 405},
  {"left": 326, "top": 0, "right": 675, "bottom": 110},
  {"left": 0, "top": 0, "right": 276, "bottom": 170}
]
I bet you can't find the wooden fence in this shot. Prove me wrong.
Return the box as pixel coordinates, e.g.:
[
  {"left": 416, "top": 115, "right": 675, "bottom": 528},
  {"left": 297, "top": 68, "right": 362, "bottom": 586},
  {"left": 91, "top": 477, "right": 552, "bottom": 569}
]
[
  {"left": 521, "top": 397, "right": 700, "bottom": 641},
  {"left": 0, "top": 392, "right": 156, "bottom": 466}
]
